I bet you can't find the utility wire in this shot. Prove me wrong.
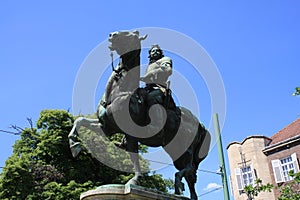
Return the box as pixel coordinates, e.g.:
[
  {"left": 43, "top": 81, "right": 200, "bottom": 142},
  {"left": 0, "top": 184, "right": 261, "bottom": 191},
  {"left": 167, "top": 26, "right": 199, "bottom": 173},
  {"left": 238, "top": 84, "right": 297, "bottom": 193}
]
[
  {"left": 198, "top": 187, "right": 222, "bottom": 197},
  {"left": 146, "top": 158, "right": 220, "bottom": 175}
]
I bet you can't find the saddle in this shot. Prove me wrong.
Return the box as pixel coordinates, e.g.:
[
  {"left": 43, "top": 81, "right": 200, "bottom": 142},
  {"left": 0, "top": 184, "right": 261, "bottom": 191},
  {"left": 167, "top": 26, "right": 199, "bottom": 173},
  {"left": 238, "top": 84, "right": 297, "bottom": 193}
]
[{"left": 144, "top": 83, "right": 176, "bottom": 110}]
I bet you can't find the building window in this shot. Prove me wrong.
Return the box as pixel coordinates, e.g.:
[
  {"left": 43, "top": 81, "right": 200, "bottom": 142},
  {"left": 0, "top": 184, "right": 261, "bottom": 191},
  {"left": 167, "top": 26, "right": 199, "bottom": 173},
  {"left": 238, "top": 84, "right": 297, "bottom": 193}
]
[
  {"left": 271, "top": 153, "right": 299, "bottom": 183},
  {"left": 281, "top": 156, "right": 295, "bottom": 181},
  {"left": 235, "top": 165, "right": 255, "bottom": 190},
  {"left": 242, "top": 166, "right": 254, "bottom": 186}
]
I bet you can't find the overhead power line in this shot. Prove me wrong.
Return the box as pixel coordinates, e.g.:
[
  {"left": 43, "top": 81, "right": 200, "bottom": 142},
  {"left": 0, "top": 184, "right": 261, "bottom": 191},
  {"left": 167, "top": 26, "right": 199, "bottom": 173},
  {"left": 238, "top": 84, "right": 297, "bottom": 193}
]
[
  {"left": 146, "top": 158, "right": 220, "bottom": 175},
  {"left": 198, "top": 187, "right": 222, "bottom": 197}
]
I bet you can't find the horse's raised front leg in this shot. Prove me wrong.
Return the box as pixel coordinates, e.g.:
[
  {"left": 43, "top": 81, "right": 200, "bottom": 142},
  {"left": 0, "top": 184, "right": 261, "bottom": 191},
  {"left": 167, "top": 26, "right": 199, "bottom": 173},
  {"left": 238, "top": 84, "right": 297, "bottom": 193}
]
[
  {"left": 68, "top": 117, "right": 101, "bottom": 157},
  {"left": 124, "top": 136, "right": 142, "bottom": 185}
]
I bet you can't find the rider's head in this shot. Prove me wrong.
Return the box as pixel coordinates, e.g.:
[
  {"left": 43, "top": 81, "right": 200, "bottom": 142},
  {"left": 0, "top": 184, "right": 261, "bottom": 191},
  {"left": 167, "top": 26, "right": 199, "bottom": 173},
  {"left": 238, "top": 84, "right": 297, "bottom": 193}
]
[{"left": 148, "top": 44, "right": 164, "bottom": 63}]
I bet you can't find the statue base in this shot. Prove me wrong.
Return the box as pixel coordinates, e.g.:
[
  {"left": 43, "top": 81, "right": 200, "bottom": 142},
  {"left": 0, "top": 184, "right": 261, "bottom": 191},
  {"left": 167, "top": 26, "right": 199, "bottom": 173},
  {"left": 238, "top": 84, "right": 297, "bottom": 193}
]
[{"left": 80, "top": 184, "right": 189, "bottom": 200}]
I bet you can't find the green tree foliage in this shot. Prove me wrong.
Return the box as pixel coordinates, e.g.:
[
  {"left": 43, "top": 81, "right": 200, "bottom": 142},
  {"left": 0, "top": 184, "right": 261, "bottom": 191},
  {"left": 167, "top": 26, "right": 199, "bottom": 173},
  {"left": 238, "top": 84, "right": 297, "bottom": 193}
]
[
  {"left": 243, "top": 178, "right": 273, "bottom": 200},
  {"left": 243, "top": 171, "right": 300, "bottom": 200},
  {"left": 292, "top": 87, "right": 300, "bottom": 96},
  {"left": 0, "top": 110, "right": 173, "bottom": 199},
  {"left": 277, "top": 171, "right": 300, "bottom": 200}
]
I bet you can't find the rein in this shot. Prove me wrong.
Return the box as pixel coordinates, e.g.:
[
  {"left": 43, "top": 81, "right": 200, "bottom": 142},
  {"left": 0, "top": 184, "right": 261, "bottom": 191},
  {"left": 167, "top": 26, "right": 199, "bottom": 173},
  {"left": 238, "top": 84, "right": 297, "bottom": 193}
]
[
  {"left": 110, "top": 50, "right": 116, "bottom": 72},
  {"left": 110, "top": 50, "right": 128, "bottom": 74},
  {"left": 109, "top": 49, "right": 139, "bottom": 76}
]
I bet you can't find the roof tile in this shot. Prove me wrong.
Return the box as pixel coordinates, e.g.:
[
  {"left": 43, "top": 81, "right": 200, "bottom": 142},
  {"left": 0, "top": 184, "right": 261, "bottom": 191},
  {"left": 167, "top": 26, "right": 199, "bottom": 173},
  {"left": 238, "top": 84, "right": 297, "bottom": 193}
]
[{"left": 269, "top": 118, "right": 300, "bottom": 145}]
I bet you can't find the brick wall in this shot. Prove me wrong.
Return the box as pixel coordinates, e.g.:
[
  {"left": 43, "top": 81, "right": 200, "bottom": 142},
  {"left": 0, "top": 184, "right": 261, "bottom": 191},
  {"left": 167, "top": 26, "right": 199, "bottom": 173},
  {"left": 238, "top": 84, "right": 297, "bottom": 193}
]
[{"left": 265, "top": 142, "right": 300, "bottom": 199}]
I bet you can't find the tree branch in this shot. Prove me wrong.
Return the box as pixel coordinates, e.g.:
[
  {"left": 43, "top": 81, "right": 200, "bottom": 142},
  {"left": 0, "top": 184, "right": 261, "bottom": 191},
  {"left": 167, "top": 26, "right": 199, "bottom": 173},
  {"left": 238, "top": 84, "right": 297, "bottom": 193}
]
[
  {"left": 0, "top": 129, "right": 21, "bottom": 135},
  {"left": 10, "top": 124, "right": 24, "bottom": 133},
  {"left": 1, "top": 117, "right": 34, "bottom": 135},
  {"left": 27, "top": 117, "right": 34, "bottom": 130}
]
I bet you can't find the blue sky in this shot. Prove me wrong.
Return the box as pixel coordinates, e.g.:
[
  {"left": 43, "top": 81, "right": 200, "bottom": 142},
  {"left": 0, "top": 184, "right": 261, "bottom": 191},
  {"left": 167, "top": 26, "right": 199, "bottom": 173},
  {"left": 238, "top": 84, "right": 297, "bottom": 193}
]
[{"left": 1, "top": 1, "right": 300, "bottom": 199}]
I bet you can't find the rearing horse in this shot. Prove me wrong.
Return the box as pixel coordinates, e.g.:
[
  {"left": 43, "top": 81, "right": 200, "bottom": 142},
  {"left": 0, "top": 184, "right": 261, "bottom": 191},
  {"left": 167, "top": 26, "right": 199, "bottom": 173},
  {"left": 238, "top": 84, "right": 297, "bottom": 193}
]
[{"left": 68, "top": 30, "right": 211, "bottom": 200}]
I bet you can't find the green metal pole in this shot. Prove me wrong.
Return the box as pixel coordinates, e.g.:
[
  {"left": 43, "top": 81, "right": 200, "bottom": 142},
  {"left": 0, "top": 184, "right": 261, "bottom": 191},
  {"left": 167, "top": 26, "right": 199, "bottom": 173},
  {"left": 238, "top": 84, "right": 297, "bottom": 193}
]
[{"left": 213, "top": 113, "right": 230, "bottom": 200}]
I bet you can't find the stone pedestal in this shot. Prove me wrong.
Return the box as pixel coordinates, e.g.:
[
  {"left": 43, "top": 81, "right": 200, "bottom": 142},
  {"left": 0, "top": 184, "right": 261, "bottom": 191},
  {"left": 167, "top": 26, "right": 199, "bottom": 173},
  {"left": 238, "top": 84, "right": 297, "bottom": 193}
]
[{"left": 80, "top": 184, "right": 189, "bottom": 200}]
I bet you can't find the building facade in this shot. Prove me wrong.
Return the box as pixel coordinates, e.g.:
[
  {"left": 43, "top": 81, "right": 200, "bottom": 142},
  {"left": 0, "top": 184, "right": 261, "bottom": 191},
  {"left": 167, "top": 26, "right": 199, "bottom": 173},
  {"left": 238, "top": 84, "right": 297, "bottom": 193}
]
[{"left": 227, "top": 118, "right": 300, "bottom": 200}]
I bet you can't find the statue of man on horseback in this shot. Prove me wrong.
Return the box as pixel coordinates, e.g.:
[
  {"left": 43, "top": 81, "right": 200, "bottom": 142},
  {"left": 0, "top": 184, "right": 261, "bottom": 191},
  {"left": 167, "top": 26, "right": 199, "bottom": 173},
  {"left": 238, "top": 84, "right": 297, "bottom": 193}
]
[
  {"left": 117, "top": 44, "right": 177, "bottom": 150},
  {"left": 68, "top": 30, "right": 211, "bottom": 200}
]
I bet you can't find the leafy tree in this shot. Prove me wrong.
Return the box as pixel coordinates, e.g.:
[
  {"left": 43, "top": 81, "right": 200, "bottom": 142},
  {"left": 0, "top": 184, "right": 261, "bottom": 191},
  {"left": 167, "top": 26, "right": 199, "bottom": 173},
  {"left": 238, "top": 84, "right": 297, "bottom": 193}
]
[
  {"left": 243, "top": 172, "right": 300, "bottom": 200},
  {"left": 277, "top": 171, "right": 300, "bottom": 200},
  {"left": 0, "top": 110, "right": 173, "bottom": 199},
  {"left": 243, "top": 178, "right": 273, "bottom": 200},
  {"left": 292, "top": 87, "right": 300, "bottom": 96}
]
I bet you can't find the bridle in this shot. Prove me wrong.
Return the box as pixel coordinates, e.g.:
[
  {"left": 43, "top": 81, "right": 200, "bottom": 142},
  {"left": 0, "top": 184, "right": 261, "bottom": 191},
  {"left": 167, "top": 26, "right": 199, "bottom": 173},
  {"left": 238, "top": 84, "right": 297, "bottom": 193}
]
[
  {"left": 109, "top": 46, "right": 140, "bottom": 81},
  {"left": 110, "top": 50, "right": 117, "bottom": 73},
  {"left": 108, "top": 31, "right": 118, "bottom": 73}
]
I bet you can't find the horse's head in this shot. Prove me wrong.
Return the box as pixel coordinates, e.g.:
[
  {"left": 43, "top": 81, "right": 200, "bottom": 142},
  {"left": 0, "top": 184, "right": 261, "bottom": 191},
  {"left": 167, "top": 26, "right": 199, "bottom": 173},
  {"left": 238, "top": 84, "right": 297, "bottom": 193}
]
[{"left": 108, "top": 30, "right": 147, "bottom": 56}]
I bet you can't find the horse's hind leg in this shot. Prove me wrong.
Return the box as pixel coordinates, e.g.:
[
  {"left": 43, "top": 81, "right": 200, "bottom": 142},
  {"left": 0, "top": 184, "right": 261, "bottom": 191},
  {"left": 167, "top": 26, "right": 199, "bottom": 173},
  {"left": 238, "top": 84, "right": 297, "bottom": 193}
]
[
  {"left": 174, "top": 165, "right": 198, "bottom": 200},
  {"left": 185, "top": 169, "right": 198, "bottom": 200},
  {"left": 175, "top": 169, "right": 186, "bottom": 195}
]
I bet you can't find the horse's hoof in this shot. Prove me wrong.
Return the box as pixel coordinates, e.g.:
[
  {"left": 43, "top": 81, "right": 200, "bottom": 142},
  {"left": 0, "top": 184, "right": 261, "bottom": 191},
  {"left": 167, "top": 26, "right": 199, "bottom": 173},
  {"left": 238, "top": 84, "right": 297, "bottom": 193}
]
[
  {"left": 175, "top": 181, "right": 185, "bottom": 195},
  {"left": 126, "top": 178, "right": 140, "bottom": 186},
  {"left": 190, "top": 194, "right": 198, "bottom": 200},
  {"left": 114, "top": 142, "right": 127, "bottom": 150},
  {"left": 70, "top": 142, "right": 82, "bottom": 157},
  {"left": 179, "top": 182, "right": 185, "bottom": 192}
]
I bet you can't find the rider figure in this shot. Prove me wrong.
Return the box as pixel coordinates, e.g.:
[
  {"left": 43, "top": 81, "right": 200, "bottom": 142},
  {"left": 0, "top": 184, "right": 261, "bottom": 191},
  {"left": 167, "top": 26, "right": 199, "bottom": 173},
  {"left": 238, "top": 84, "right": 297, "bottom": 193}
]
[
  {"left": 141, "top": 44, "right": 175, "bottom": 110},
  {"left": 141, "top": 44, "right": 171, "bottom": 87}
]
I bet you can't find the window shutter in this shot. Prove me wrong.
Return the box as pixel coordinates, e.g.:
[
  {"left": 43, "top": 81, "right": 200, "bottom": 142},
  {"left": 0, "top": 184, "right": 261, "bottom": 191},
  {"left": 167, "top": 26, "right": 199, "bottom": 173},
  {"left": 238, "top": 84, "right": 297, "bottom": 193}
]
[
  {"left": 235, "top": 168, "right": 243, "bottom": 190},
  {"left": 271, "top": 159, "right": 284, "bottom": 183},
  {"left": 250, "top": 164, "right": 256, "bottom": 183},
  {"left": 229, "top": 175, "right": 233, "bottom": 196},
  {"left": 291, "top": 153, "right": 299, "bottom": 173}
]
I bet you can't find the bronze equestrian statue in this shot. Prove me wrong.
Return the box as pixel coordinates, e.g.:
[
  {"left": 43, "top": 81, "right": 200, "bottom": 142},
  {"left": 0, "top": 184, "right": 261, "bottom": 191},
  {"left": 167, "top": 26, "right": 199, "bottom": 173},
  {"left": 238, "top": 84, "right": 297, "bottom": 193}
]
[{"left": 68, "top": 30, "right": 211, "bottom": 200}]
